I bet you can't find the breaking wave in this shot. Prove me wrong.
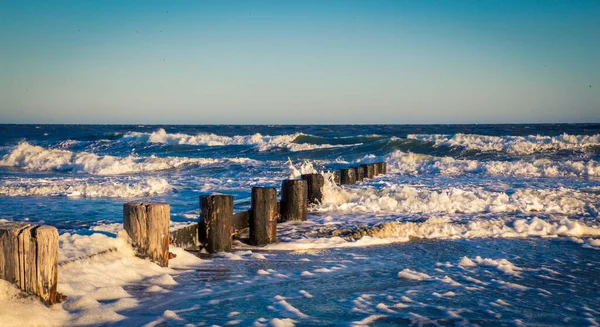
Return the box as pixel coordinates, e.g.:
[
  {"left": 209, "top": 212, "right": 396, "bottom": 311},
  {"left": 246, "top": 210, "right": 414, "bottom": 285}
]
[
  {"left": 0, "top": 177, "right": 172, "bottom": 198},
  {"left": 319, "top": 183, "right": 598, "bottom": 216},
  {"left": 121, "top": 128, "right": 356, "bottom": 152},
  {"left": 385, "top": 150, "right": 600, "bottom": 178},
  {"left": 0, "top": 142, "right": 256, "bottom": 175},
  {"left": 407, "top": 133, "right": 600, "bottom": 155}
]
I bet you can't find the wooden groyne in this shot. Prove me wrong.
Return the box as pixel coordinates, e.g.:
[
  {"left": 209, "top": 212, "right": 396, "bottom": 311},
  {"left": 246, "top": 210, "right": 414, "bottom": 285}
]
[
  {"left": 168, "top": 161, "right": 388, "bottom": 255},
  {"left": 1, "top": 160, "right": 387, "bottom": 306}
]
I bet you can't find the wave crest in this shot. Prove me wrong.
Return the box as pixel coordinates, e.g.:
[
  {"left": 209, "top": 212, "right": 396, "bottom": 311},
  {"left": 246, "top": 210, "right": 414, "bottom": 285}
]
[
  {"left": 122, "top": 128, "right": 353, "bottom": 152},
  {"left": 385, "top": 150, "right": 600, "bottom": 178},
  {"left": 0, "top": 142, "right": 256, "bottom": 175},
  {"left": 407, "top": 133, "right": 600, "bottom": 154},
  {"left": 0, "top": 177, "right": 172, "bottom": 198}
]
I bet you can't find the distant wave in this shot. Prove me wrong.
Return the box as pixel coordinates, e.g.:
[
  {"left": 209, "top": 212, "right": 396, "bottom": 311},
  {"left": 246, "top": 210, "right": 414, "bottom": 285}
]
[
  {"left": 384, "top": 150, "right": 600, "bottom": 178},
  {"left": 121, "top": 128, "right": 358, "bottom": 152},
  {"left": 0, "top": 142, "right": 257, "bottom": 175},
  {"left": 407, "top": 133, "right": 600, "bottom": 155},
  {"left": 0, "top": 177, "right": 172, "bottom": 198}
]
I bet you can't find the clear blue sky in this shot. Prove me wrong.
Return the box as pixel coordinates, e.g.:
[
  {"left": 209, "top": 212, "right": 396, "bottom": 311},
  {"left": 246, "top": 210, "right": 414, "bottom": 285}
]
[{"left": 1, "top": 0, "right": 598, "bottom": 124}]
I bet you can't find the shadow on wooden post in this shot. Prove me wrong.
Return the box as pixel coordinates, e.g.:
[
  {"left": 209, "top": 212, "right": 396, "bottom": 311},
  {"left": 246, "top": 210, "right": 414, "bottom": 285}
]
[
  {"left": 301, "top": 173, "right": 325, "bottom": 205},
  {"left": 123, "top": 202, "right": 170, "bottom": 267},
  {"left": 340, "top": 168, "right": 356, "bottom": 185},
  {"left": 250, "top": 187, "right": 278, "bottom": 245},
  {"left": 199, "top": 195, "right": 233, "bottom": 253},
  {"left": 280, "top": 179, "right": 308, "bottom": 222}
]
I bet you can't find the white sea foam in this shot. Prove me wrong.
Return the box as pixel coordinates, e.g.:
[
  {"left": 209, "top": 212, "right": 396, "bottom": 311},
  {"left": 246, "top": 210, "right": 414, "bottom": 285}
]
[
  {"left": 0, "top": 177, "right": 172, "bottom": 197},
  {"left": 459, "top": 256, "right": 521, "bottom": 276},
  {"left": 0, "top": 142, "right": 256, "bottom": 175},
  {"left": 398, "top": 269, "right": 431, "bottom": 280},
  {"left": 385, "top": 150, "right": 600, "bottom": 178},
  {"left": 1, "top": 231, "right": 206, "bottom": 326},
  {"left": 407, "top": 133, "right": 600, "bottom": 154},
  {"left": 245, "top": 216, "right": 600, "bottom": 251},
  {"left": 122, "top": 128, "right": 349, "bottom": 152},
  {"left": 318, "top": 181, "right": 597, "bottom": 216}
]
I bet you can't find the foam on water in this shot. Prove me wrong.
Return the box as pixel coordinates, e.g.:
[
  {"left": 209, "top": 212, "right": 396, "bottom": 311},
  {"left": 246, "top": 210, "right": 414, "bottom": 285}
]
[
  {"left": 385, "top": 150, "right": 600, "bottom": 178},
  {"left": 122, "top": 128, "right": 353, "bottom": 152},
  {"left": 318, "top": 181, "right": 598, "bottom": 216},
  {"left": 0, "top": 177, "right": 172, "bottom": 197},
  {"left": 407, "top": 133, "right": 600, "bottom": 154},
  {"left": 249, "top": 216, "right": 600, "bottom": 250},
  {"left": 0, "top": 142, "right": 256, "bottom": 175},
  {"left": 0, "top": 231, "right": 207, "bottom": 327}
]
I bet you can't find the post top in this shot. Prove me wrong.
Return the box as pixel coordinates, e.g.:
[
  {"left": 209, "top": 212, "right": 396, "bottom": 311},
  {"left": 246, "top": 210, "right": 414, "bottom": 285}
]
[
  {"left": 0, "top": 222, "right": 32, "bottom": 231},
  {"left": 199, "top": 194, "right": 234, "bottom": 199},
  {"left": 123, "top": 201, "right": 170, "bottom": 208}
]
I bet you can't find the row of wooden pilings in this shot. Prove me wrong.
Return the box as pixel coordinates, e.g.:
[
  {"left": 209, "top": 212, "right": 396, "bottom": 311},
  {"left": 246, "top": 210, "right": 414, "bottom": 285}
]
[{"left": 0, "top": 162, "right": 387, "bottom": 305}]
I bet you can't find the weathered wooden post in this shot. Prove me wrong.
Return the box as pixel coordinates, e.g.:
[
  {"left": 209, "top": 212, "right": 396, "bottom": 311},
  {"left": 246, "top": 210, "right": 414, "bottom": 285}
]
[
  {"left": 199, "top": 195, "right": 234, "bottom": 253},
  {"left": 280, "top": 180, "right": 308, "bottom": 222},
  {"left": 361, "top": 164, "right": 374, "bottom": 179},
  {"left": 373, "top": 162, "right": 381, "bottom": 176},
  {"left": 301, "top": 173, "right": 325, "bottom": 205},
  {"left": 0, "top": 223, "right": 60, "bottom": 305},
  {"left": 354, "top": 166, "right": 365, "bottom": 182},
  {"left": 340, "top": 168, "right": 356, "bottom": 185},
  {"left": 123, "top": 202, "right": 170, "bottom": 267},
  {"left": 380, "top": 162, "right": 387, "bottom": 175},
  {"left": 249, "top": 187, "right": 278, "bottom": 245}
]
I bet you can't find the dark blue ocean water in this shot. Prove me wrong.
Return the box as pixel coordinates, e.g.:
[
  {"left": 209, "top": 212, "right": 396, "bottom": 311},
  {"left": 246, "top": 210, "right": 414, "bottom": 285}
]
[{"left": 1, "top": 124, "right": 599, "bottom": 326}]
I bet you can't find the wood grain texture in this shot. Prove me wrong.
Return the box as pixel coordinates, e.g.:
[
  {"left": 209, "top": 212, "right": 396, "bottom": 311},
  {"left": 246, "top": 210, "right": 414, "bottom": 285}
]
[
  {"left": 249, "top": 187, "right": 278, "bottom": 245},
  {"left": 199, "top": 195, "right": 233, "bottom": 253},
  {"left": 0, "top": 223, "right": 59, "bottom": 305},
  {"left": 280, "top": 179, "right": 308, "bottom": 222},
  {"left": 123, "top": 202, "right": 170, "bottom": 267}
]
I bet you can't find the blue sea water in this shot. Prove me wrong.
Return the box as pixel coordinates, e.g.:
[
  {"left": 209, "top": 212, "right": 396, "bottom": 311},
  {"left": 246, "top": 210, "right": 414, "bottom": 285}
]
[{"left": 0, "top": 124, "right": 599, "bottom": 326}]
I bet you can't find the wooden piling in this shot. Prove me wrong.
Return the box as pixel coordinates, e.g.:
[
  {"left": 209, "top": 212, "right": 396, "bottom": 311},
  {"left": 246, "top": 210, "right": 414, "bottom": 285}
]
[
  {"left": 361, "top": 164, "right": 374, "bottom": 179},
  {"left": 199, "top": 195, "right": 234, "bottom": 253},
  {"left": 340, "top": 168, "right": 356, "bottom": 185},
  {"left": 354, "top": 166, "right": 365, "bottom": 182},
  {"left": 123, "top": 202, "right": 170, "bottom": 267},
  {"left": 373, "top": 162, "right": 381, "bottom": 176},
  {"left": 280, "top": 180, "right": 308, "bottom": 222},
  {"left": 0, "top": 223, "right": 60, "bottom": 305},
  {"left": 249, "top": 187, "right": 278, "bottom": 245},
  {"left": 301, "top": 173, "right": 325, "bottom": 205},
  {"left": 375, "top": 162, "right": 387, "bottom": 175}
]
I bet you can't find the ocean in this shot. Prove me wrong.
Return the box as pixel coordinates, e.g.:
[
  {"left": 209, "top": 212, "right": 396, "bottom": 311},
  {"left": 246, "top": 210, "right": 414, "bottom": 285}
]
[{"left": 0, "top": 124, "right": 599, "bottom": 326}]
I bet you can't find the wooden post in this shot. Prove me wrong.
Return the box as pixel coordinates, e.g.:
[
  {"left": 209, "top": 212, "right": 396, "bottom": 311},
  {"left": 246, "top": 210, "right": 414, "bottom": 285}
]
[
  {"left": 361, "top": 164, "right": 374, "bottom": 179},
  {"left": 250, "top": 187, "right": 278, "bottom": 245},
  {"left": 123, "top": 202, "right": 170, "bottom": 267},
  {"left": 280, "top": 180, "right": 308, "bottom": 222},
  {"left": 340, "top": 168, "right": 356, "bottom": 185},
  {"left": 169, "top": 223, "right": 199, "bottom": 250},
  {"left": 380, "top": 162, "right": 387, "bottom": 175},
  {"left": 0, "top": 223, "right": 59, "bottom": 305},
  {"left": 301, "top": 173, "right": 325, "bottom": 205},
  {"left": 199, "top": 195, "right": 233, "bottom": 253},
  {"left": 354, "top": 166, "right": 365, "bottom": 182},
  {"left": 373, "top": 162, "right": 381, "bottom": 176}
]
